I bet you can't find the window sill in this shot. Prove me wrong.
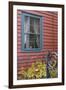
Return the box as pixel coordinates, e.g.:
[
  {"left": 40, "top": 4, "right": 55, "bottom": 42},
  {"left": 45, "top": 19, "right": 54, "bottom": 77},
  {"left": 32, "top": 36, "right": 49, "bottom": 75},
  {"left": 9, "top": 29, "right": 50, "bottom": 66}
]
[{"left": 21, "top": 48, "right": 42, "bottom": 52}]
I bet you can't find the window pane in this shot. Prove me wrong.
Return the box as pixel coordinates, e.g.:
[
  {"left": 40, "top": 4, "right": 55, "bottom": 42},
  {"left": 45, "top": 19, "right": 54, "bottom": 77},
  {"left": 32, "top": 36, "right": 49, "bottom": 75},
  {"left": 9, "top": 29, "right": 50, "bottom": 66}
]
[
  {"left": 34, "top": 18, "right": 40, "bottom": 34},
  {"left": 29, "top": 34, "right": 40, "bottom": 48},
  {"left": 34, "top": 35, "right": 40, "bottom": 48},
  {"left": 24, "top": 16, "right": 29, "bottom": 33},
  {"left": 29, "top": 34, "right": 35, "bottom": 48},
  {"left": 24, "top": 34, "right": 29, "bottom": 48},
  {"left": 30, "top": 17, "right": 40, "bottom": 34},
  {"left": 29, "top": 34, "right": 35, "bottom": 41},
  {"left": 30, "top": 17, "right": 34, "bottom": 33},
  {"left": 29, "top": 41, "right": 34, "bottom": 48}
]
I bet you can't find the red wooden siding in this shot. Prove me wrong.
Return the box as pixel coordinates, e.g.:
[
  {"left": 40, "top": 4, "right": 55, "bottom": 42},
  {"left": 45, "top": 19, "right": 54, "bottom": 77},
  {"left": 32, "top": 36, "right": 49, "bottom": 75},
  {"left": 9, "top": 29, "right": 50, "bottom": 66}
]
[{"left": 17, "top": 10, "right": 58, "bottom": 72}]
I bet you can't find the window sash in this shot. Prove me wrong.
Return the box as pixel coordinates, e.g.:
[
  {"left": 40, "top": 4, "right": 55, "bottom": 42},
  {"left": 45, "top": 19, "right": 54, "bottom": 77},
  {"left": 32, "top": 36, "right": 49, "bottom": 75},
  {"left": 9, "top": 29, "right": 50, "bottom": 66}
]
[{"left": 22, "top": 13, "right": 42, "bottom": 51}]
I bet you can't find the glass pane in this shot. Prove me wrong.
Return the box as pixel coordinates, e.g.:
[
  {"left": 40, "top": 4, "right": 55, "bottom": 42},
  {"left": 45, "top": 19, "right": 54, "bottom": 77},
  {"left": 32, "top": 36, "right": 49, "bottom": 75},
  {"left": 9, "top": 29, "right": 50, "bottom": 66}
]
[
  {"left": 24, "top": 16, "right": 29, "bottom": 33},
  {"left": 29, "top": 41, "right": 34, "bottom": 48},
  {"left": 24, "top": 34, "right": 29, "bottom": 48},
  {"left": 30, "top": 17, "right": 34, "bottom": 33},
  {"left": 29, "top": 34, "right": 40, "bottom": 48},
  {"left": 29, "top": 34, "right": 35, "bottom": 41},
  {"left": 37, "top": 41, "right": 40, "bottom": 48},
  {"left": 34, "top": 18, "right": 40, "bottom": 34},
  {"left": 34, "top": 35, "right": 40, "bottom": 48},
  {"left": 29, "top": 34, "right": 35, "bottom": 48},
  {"left": 30, "top": 17, "right": 40, "bottom": 34}
]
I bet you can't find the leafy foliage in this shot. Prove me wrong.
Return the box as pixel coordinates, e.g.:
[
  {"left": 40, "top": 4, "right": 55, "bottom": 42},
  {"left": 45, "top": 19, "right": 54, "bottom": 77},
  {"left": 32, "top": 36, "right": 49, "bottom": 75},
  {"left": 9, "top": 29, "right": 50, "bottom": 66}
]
[
  {"left": 49, "top": 68, "right": 57, "bottom": 78},
  {"left": 18, "top": 61, "right": 47, "bottom": 79}
]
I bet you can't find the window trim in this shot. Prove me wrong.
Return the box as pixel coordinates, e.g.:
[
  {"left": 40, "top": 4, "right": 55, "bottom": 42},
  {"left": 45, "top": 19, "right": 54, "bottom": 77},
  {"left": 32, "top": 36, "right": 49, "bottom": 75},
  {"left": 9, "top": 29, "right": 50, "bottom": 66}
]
[{"left": 21, "top": 12, "right": 42, "bottom": 52}]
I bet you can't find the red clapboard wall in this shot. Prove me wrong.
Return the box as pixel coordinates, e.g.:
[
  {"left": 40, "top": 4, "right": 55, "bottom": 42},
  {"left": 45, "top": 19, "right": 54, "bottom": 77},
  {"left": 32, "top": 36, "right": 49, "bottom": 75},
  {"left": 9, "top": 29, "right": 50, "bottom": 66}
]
[{"left": 17, "top": 10, "right": 58, "bottom": 72}]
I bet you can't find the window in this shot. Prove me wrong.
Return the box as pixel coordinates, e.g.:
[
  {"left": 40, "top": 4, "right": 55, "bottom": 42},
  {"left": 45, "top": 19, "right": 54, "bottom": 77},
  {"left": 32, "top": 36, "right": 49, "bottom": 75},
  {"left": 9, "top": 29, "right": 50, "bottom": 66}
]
[{"left": 22, "top": 13, "right": 42, "bottom": 51}]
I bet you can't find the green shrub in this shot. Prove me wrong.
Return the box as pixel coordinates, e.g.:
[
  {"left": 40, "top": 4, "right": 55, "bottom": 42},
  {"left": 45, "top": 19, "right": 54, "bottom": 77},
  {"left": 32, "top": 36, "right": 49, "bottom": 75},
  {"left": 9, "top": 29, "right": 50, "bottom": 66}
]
[
  {"left": 49, "top": 68, "right": 58, "bottom": 78},
  {"left": 18, "top": 61, "right": 47, "bottom": 79}
]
